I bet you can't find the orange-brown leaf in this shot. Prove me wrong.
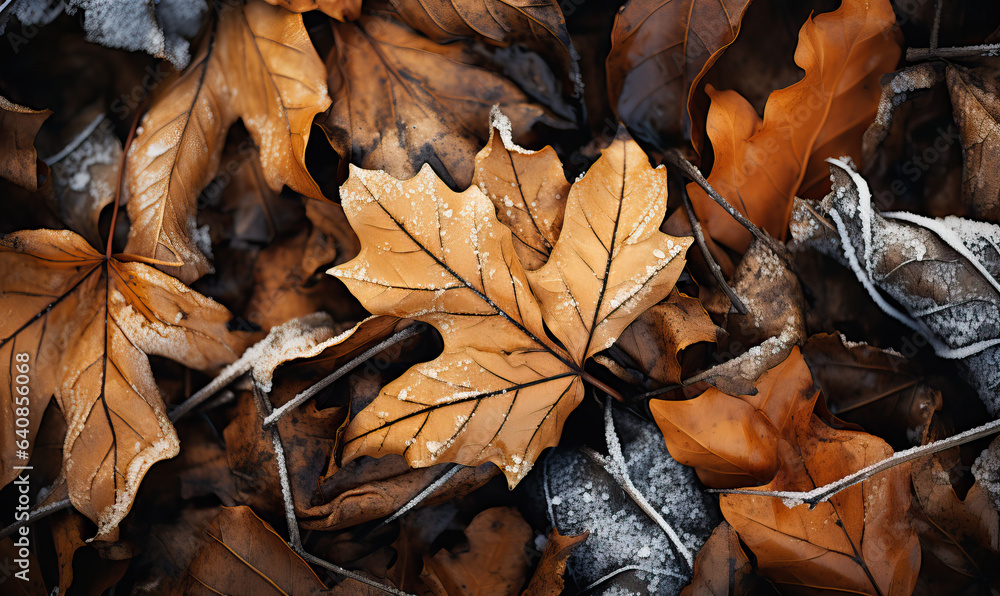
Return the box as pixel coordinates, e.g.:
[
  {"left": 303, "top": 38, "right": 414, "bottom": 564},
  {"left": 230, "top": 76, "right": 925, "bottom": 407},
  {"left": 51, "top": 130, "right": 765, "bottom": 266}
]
[
  {"left": 651, "top": 346, "right": 817, "bottom": 488},
  {"left": 0, "top": 230, "right": 245, "bottom": 538},
  {"left": 125, "top": 0, "right": 330, "bottom": 283},
  {"left": 521, "top": 529, "right": 587, "bottom": 596},
  {"left": 688, "top": 0, "right": 901, "bottom": 251},
  {"left": 720, "top": 403, "right": 920, "bottom": 594},
  {"left": 262, "top": 0, "right": 361, "bottom": 20},
  {"left": 331, "top": 128, "right": 690, "bottom": 486},
  {"left": 0, "top": 95, "right": 51, "bottom": 191}
]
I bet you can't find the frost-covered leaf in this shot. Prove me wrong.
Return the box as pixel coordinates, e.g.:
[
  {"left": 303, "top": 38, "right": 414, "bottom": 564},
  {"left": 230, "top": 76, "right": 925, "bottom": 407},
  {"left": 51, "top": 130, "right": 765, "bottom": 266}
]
[
  {"left": 790, "top": 159, "right": 1000, "bottom": 414},
  {"left": 330, "top": 127, "right": 691, "bottom": 487},
  {"left": 0, "top": 95, "right": 51, "bottom": 191},
  {"left": 688, "top": 0, "right": 901, "bottom": 251},
  {"left": 0, "top": 230, "right": 246, "bottom": 538},
  {"left": 124, "top": 0, "right": 331, "bottom": 283},
  {"left": 65, "top": 0, "right": 208, "bottom": 69},
  {"left": 520, "top": 402, "right": 718, "bottom": 594}
]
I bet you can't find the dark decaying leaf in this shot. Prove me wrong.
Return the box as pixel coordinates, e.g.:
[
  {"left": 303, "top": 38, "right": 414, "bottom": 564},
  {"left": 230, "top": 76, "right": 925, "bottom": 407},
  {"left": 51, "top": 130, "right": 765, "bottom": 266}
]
[
  {"left": 802, "top": 332, "right": 942, "bottom": 449},
  {"left": 607, "top": 0, "right": 753, "bottom": 148},
  {"left": 321, "top": 7, "right": 571, "bottom": 190},
  {"left": 681, "top": 521, "right": 756, "bottom": 596},
  {"left": 947, "top": 63, "right": 1000, "bottom": 223}
]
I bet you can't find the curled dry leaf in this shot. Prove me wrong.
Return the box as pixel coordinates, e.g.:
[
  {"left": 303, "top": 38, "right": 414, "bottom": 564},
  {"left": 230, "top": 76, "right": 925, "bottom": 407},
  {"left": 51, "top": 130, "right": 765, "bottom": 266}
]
[
  {"left": 790, "top": 160, "right": 1000, "bottom": 414},
  {"left": 419, "top": 507, "right": 533, "bottom": 595},
  {"left": 0, "top": 230, "right": 245, "bottom": 538},
  {"left": 688, "top": 0, "right": 901, "bottom": 251},
  {"left": 611, "top": 288, "right": 717, "bottom": 387},
  {"left": 651, "top": 346, "right": 817, "bottom": 489},
  {"left": 718, "top": 376, "right": 920, "bottom": 594},
  {"left": 607, "top": 0, "right": 753, "bottom": 148},
  {"left": 521, "top": 529, "right": 588, "bottom": 596},
  {"left": 125, "top": 0, "right": 331, "bottom": 283},
  {"left": 184, "top": 506, "right": 330, "bottom": 595},
  {"left": 322, "top": 8, "right": 568, "bottom": 190},
  {"left": 0, "top": 95, "right": 51, "bottom": 191},
  {"left": 947, "top": 63, "right": 1000, "bottom": 222},
  {"left": 472, "top": 107, "right": 569, "bottom": 271},
  {"left": 263, "top": 0, "right": 362, "bottom": 21},
  {"left": 331, "top": 127, "right": 691, "bottom": 486}
]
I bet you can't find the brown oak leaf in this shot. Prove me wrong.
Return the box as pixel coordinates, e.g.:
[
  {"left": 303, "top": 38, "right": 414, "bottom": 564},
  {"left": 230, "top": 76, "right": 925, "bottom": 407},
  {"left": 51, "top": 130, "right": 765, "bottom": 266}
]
[
  {"left": 688, "top": 0, "right": 901, "bottom": 251},
  {"left": 124, "top": 0, "right": 331, "bottom": 284},
  {"left": 0, "top": 230, "right": 245, "bottom": 538},
  {"left": 0, "top": 95, "right": 51, "bottom": 191},
  {"left": 330, "top": 127, "right": 691, "bottom": 486}
]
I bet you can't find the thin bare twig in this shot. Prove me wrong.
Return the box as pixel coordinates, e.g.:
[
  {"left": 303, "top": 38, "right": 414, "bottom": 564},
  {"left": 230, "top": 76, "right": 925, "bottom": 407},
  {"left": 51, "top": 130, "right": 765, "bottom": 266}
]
[
  {"left": 262, "top": 325, "right": 422, "bottom": 427},
  {"left": 907, "top": 43, "right": 1000, "bottom": 61},
  {"left": 930, "top": 0, "right": 943, "bottom": 49},
  {"left": 0, "top": 497, "right": 72, "bottom": 540},
  {"left": 663, "top": 150, "right": 792, "bottom": 268},
  {"left": 680, "top": 187, "right": 748, "bottom": 314},
  {"left": 710, "top": 416, "right": 1000, "bottom": 506},
  {"left": 250, "top": 382, "right": 411, "bottom": 595},
  {"left": 375, "top": 464, "right": 462, "bottom": 529}
]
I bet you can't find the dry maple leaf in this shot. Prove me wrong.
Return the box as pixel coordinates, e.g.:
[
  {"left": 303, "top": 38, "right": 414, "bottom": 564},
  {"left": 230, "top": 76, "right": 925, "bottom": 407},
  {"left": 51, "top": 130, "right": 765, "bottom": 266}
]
[
  {"left": 330, "top": 127, "right": 691, "bottom": 486},
  {"left": 688, "top": 0, "right": 901, "bottom": 251},
  {"left": 0, "top": 230, "right": 245, "bottom": 538},
  {"left": 607, "top": 0, "right": 753, "bottom": 148},
  {"left": 124, "top": 0, "right": 331, "bottom": 284}
]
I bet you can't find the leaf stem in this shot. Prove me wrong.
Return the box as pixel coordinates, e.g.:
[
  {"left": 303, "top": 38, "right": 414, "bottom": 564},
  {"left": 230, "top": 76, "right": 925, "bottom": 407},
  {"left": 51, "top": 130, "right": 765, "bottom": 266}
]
[
  {"left": 581, "top": 371, "right": 624, "bottom": 402},
  {"left": 107, "top": 100, "right": 146, "bottom": 258}
]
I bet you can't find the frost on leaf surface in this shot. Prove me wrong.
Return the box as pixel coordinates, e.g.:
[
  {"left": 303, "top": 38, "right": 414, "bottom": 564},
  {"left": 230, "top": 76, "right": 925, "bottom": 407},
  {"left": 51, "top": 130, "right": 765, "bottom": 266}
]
[
  {"left": 329, "top": 126, "right": 691, "bottom": 487},
  {"left": 791, "top": 159, "right": 1000, "bottom": 413},
  {"left": 520, "top": 403, "right": 718, "bottom": 594}
]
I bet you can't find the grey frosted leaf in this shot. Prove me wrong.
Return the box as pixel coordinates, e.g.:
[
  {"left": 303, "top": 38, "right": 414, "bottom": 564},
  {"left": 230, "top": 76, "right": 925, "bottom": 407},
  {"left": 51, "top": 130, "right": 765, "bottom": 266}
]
[
  {"left": 65, "top": 0, "right": 207, "bottom": 68},
  {"left": 790, "top": 159, "right": 1000, "bottom": 413},
  {"left": 521, "top": 403, "right": 718, "bottom": 595}
]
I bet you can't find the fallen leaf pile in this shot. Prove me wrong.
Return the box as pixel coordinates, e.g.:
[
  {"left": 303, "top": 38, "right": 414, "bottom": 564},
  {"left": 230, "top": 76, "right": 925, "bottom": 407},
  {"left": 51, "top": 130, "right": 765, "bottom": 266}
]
[{"left": 3, "top": 0, "right": 1000, "bottom": 594}]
